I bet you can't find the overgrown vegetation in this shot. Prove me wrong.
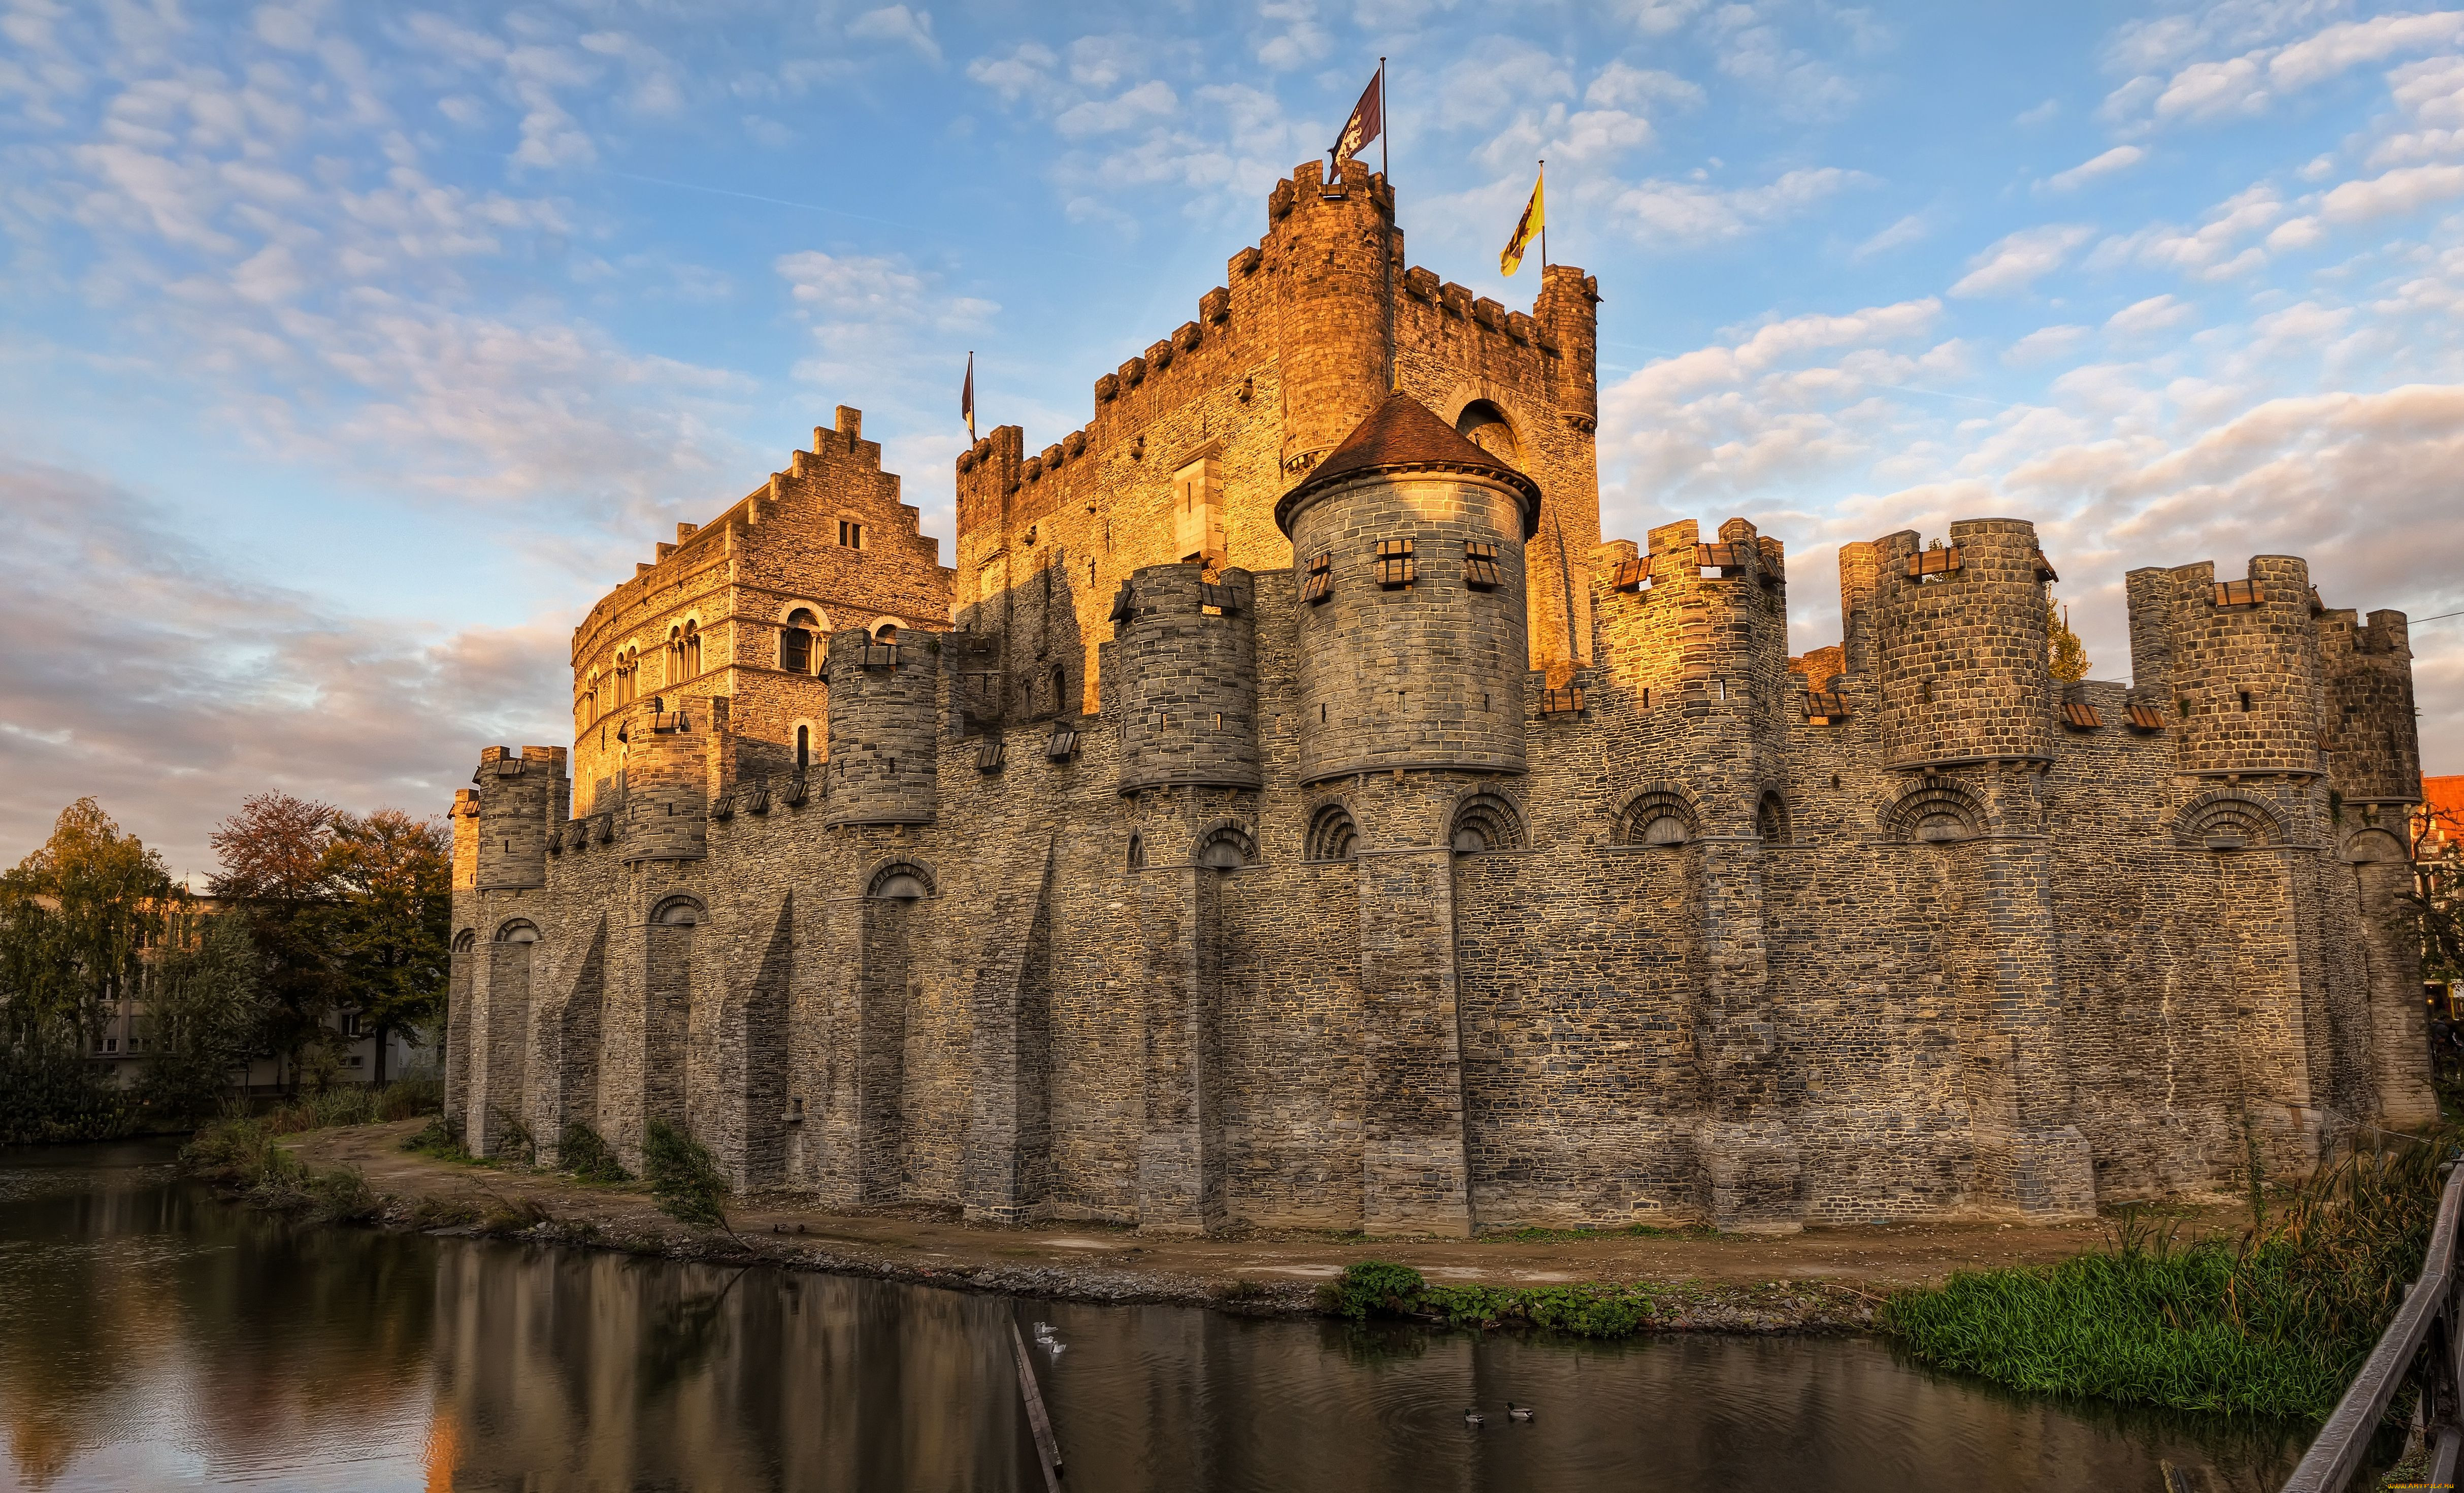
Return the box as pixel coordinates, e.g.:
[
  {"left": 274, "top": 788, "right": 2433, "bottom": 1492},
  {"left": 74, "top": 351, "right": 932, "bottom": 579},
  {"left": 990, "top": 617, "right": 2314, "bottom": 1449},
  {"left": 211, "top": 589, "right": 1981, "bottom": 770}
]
[
  {"left": 1323, "top": 1259, "right": 1665, "bottom": 1338},
  {"left": 644, "top": 1118, "right": 743, "bottom": 1245},
  {"left": 179, "top": 1115, "right": 380, "bottom": 1222},
  {"left": 1883, "top": 1132, "right": 2457, "bottom": 1421},
  {"left": 559, "top": 1122, "right": 630, "bottom": 1183}
]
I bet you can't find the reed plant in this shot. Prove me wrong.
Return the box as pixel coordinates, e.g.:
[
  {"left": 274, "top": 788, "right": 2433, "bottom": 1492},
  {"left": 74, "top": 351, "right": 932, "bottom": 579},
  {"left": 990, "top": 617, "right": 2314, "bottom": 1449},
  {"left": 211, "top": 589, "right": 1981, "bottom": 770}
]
[{"left": 1883, "top": 1130, "right": 2458, "bottom": 1420}]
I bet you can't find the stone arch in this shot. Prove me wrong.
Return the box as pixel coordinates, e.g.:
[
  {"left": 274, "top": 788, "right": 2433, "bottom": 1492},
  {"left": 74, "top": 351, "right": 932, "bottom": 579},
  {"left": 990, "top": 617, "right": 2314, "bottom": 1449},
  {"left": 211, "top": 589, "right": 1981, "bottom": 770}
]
[
  {"left": 1126, "top": 831, "right": 1145, "bottom": 871},
  {"left": 1193, "top": 818, "right": 1257, "bottom": 871},
  {"left": 495, "top": 918, "right": 540, "bottom": 943},
  {"left": 1304, "top": 799, "right": 1359, "bottom": 862},
  {"left": 865, "top": 859, "right": 935, "bottom": 900},
  {"left": 1450, "top": 790, "right": 1525, "bottom": 854},
  {"left": 775, "top": 597, "right": 830, "bottom": 628},
  {"left": 1756, "top": 789, "right": 1793, "bottom": 845},
  {"left": 1436, "top": 380, "right": 1538, "bottom": 470},
  {"left": 452, "top": 928, "right": 476, "bottom": 953},
  {"left": 1611, "top": 782, "right": 1702, "bottom": 847},
  {"left": 1881, "top": 778, "right": 1986, "bottom": 844},
  {"left": 867, "top": 614, "right": 906, "bottom": 642},
  {"left": 649, "top": 895, "right": 705, "bottom": 927},
  {"left": 2171, "top": 789, "right": 2286, "bottom": 851},
  {"left": 1454, "top": 399, "right": 1524, "bottom": 469},
  {"left": 2343, "top": 826, "right": 2408, "bottom": 864}
]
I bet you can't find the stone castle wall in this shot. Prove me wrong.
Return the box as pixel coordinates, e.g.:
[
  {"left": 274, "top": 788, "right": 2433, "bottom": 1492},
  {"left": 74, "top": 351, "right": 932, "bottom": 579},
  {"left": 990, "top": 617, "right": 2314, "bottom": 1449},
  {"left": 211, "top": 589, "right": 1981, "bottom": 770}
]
[{"left": 443, "top": 163, "right": 2435, "bottom": 1236}]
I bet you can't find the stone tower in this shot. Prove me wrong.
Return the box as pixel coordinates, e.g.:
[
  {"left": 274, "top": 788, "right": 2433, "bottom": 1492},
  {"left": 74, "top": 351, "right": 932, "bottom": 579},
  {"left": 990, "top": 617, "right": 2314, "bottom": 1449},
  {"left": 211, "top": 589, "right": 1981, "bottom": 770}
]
[{"left": 822, "top": 627, "right": 939, "bottom": 827}]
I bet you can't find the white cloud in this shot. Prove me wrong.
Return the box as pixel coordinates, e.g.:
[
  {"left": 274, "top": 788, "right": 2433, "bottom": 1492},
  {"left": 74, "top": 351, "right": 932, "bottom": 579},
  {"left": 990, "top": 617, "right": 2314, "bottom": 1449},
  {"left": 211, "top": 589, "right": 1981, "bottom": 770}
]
[
  {"left": 1055, "top": 79, "right": 1178, "bottom": 139},
  {"left": 847, "top": 6, "right": 942, "bottom": 66},
  {"left": 2006, "top": 324, "right": 2091, "bottom": 366},
  {"left": 1585, "top": 61, "right": 1705, "bottom": 112},
  {"left": 1853, "top": 213, "right": 1928, "bottom": 259},
  {"left": 2105, "top": 293, "right": 2195, "bottom": 337},
  {"left": 2086, "top": 184, "right": 2282, "bottom": 279},
  {"left": 2040, "top": 144, "right": 2146, "bottom": 191},
  {"left": 2321, "top": 161, "right": 2464, "bottom": 221},
  {"left": 1949, "top": 223, "right": 2094, "bottom": 297},
  {"left": 1607, "top": 167, "right": 1869, "bottom": 247},
  {"left": 2268, "top": 10, "right": 2464, "bottom": 90},
  {"left": 1254, "top": 0, "right": 1329, "bottom": 71}
]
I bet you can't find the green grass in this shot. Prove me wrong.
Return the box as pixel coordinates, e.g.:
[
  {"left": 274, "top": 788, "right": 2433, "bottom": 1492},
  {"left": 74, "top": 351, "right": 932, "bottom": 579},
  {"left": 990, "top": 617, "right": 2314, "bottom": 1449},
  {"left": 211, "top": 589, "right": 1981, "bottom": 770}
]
[
  {"left": 1322, "top": 1260, "right": 1667, "bottom": 1337},
  {"left": 1883, "top": 1132, "right": 2456, "bottom": 1421}
]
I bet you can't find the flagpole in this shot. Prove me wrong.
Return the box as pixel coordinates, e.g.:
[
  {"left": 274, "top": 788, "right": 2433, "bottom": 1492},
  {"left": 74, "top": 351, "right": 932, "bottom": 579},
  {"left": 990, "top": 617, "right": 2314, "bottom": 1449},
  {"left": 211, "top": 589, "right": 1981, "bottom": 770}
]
[
  {"left": 1381, "top": 56, "right": 1394, "bottom": 391},
  {"left": 1538, "top": 159, "right": 1546, "bottom": 269}
]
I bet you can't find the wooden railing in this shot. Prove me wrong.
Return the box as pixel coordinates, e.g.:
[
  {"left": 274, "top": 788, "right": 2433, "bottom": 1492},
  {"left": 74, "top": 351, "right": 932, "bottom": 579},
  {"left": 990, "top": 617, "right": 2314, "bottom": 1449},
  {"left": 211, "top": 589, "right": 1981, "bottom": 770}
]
[{"left": 2284, "top": 1163, "right": 2464, "bottom": 1492}]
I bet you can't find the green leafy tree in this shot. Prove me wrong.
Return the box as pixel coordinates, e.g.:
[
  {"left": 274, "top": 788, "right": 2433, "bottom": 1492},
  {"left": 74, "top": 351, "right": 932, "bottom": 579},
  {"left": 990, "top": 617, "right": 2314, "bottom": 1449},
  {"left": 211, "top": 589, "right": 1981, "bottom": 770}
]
[
  {"left": 141, "top": 911, "right": 268, "bottom": 1120},
  {"left": 0, "top": 799, "right": 174, "bottom": 1044},
  {"left": 2047, "top": 599, "right": 2090, "bottom": 683},
  {"left": 319, "top": 809, "right": 451, "bottom": 1084},
  {"left": 208, "top": 792, "right": 343, "bottom": 1092}
]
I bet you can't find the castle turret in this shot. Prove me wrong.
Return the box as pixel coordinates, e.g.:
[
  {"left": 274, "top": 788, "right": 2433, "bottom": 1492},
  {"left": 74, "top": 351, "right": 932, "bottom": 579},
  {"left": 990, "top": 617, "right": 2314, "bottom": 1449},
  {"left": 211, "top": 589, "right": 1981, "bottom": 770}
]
[
  {"left": 2320, "top": 608, "right": 2422, "bottom": 806},
  {"left": 1111, "top": 563, "right": 1261, "bottom": 793},
  {"left": 822, "top": 627, "right": 938, "bottom": 826},
  {"left": 1278, "top": 392, "right": 1538, "bottom": 786},
  {"left": 474, "top": 745, "right": 564, "bottom": 888},
  {"left": 618, "top": 700, "right": 707, "bottom": 863},
  {"left": 1535, "top": 264, "right": 1599, "bottom": 433},
  {"left": 2125, "top": 556, "right": 2323, "bottom": 780},
  {"left": 1869, "top": 518, "right": 2057, "bottom": 769},
  {"left": 1266, "top": 161, "right": 1393, "bottom": 479}
]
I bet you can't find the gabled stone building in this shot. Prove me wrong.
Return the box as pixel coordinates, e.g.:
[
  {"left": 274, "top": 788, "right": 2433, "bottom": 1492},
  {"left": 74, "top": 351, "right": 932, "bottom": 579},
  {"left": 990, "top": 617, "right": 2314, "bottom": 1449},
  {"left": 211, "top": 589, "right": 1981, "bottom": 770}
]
[{"left": 445, "top": 163, "right": 2431, "bottom": 1235}]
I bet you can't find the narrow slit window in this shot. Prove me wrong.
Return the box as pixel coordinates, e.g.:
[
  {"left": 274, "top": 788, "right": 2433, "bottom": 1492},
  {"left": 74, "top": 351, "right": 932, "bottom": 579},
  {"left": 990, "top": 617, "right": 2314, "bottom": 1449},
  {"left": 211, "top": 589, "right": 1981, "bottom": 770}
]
[{"left": 2239, "top": 690, "right": 2253, "bottom": 712}]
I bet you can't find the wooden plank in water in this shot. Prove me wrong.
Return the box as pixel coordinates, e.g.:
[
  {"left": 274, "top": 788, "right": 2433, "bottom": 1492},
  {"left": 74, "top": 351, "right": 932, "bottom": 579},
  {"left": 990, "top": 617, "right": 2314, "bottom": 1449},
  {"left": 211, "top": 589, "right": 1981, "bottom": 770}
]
[{"left": 1010, "top": 1319, "right": 1064, "bottom": 1491}]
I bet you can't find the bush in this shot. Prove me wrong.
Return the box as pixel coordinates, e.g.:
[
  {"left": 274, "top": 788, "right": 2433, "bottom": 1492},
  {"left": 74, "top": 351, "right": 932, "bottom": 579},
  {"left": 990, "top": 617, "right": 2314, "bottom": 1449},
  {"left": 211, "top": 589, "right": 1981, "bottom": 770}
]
[
  {"left": 558, "top": 1122, "right": 630, "bottom": 1184},
  {"left": 403, "top": 1115, "right": 474, "bottom": 1163},
  {"left": 378, "top": 1077, "right": 443, "bottom": 1122},
  {"left": 644, "top": 1118, "right": 733, "bottom": 1234},
  {"left": 1883, "top": 1133, "right": 2459, "bottom": 1421},
  {"left": 411, "top": 1194, "right": 481, "bottom": 1228},
  {"left": 0, "top": 1041, "right": 136, "bottom": 1144},
  {"left": 1323, "top": 1260, "right": 1663, "bottom": 1338},
  {"left": 306, "top": 1165, "right": 379, "bottom": 1223}
]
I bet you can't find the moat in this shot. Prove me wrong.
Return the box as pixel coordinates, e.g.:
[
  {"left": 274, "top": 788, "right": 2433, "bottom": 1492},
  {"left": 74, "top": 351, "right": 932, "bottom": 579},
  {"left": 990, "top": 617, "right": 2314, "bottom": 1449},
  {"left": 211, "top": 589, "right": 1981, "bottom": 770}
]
[{"left": 0, "top": 1144, "right": 2303, "bottom": 1492}]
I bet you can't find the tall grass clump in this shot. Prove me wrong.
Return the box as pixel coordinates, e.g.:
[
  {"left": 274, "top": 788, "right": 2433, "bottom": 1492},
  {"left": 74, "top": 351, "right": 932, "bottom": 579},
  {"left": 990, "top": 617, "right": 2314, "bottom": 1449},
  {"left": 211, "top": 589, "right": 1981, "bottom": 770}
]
[
  {"left": 1884, "top": 1131, "right": 2458, "bottom": 1421},
  {"left": 1324, "top": 1260, "right": 1662, "bottom": 1338},
  {"left": 558, "top": 1122, "right": 630, "bottom": 1184},
  {"left": 643, "top": 1119, "right": 743, "bottom": 1246}
]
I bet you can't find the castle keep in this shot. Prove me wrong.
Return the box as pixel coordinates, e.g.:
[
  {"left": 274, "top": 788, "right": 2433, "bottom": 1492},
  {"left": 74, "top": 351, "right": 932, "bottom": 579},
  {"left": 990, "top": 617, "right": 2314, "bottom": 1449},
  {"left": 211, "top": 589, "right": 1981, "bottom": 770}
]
[{"left": 445, "top": 164, "right": 2432, "bottom": 1234}]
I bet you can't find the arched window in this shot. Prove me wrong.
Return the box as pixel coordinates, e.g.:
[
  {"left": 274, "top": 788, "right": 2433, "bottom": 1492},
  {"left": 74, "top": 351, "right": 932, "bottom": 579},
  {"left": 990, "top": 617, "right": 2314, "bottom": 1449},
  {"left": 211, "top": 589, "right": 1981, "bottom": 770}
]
[
  {"left": 667, "top": 625, "right": 684, "bottom": 684},
  {"left": 795, "top": 724, "right": 811, "bottom": 773},
  {"left": 1305, "top": 804, "right": 1359, "bottom": 862},
  {"left": 1614, "top": 788, "right": 1699, "bottom": 848},
  {"left": 873, "top": 621, "right": 900, "bottom": 644},
  {"left": 451, "top": 929, "right": 476, "bottom": 954},
  {"left": 1450, "top": 793, "right": 1524, "bottom": 854},
  {"left": 867, "top": 861, "right": 933, "bottom": 900},
  {"left": 495, "top": 920, "right": 539, "bottom": 944},
  {"left": 651, "top": 898, "right": 702, "bottom": 927},
  {"left": 683, "top": 619, "right": 701, "bottom": 677},
  {"left": 781, "top": 608, "right": 816, "bottom": 673},
  {"left": 1455, "top": 400, "right": 1524, "bottom": 469},
  {"left": 1051, "top": 664, "right": 1069, "bottom": 717},
  {"left": 1126, "top": 832, "right": 1145, "bottom": 871},
  {"left": 1194, "top": 822, "right": 1255, "bottom": 871},
  {"left": 1756, "top": 791, "right": 1791, "bottom": 845}
]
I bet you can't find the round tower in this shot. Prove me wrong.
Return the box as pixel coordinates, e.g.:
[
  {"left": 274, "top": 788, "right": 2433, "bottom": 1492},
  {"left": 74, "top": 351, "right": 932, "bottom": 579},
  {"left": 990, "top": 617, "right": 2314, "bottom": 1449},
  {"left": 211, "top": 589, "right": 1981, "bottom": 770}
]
[
  {"left": 618, "top": 701, "right": 707, "bottom": 863},
  {"left": 822, "top": 628, "right": 938, "bottom": 827},
  {"left": 1277, "top": 392, "right": 1539, "bottom": 785},
  {"left": 475, "top": 745, "right": 562, "bottom": 888},
  {"left": 1870, "top": 517, "right": 2055, "bottom": 769},
  {"left": 1113, "top": 563, "right": 1261, "bottom": 793},
  {"left": 2145, "top": 556, "right": 2325, "bottom": 779},
  {"left": 1266, "top": 161, "right": 1394, "bottom": 478}
]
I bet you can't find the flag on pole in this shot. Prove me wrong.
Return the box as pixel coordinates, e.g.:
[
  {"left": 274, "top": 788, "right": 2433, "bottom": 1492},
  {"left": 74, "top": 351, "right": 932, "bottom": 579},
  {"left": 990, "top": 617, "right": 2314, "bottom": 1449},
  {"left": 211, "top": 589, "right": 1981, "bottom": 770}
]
[
  {"left": 1331, "top": 66, "right": 1383, "bottom": 180},
  {"left": 1500, "top": 166, "right": 1545, "bottom": 277},
  {"left": 961, "top": 351, "right": 975, "bottom": 441}
]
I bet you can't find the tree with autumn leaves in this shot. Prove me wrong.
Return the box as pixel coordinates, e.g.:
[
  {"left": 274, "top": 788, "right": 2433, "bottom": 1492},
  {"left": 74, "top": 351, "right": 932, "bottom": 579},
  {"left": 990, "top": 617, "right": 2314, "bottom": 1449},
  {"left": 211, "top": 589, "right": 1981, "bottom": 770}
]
[{"left": 208, "top": 793, "right": 451, "bottom": 1087}]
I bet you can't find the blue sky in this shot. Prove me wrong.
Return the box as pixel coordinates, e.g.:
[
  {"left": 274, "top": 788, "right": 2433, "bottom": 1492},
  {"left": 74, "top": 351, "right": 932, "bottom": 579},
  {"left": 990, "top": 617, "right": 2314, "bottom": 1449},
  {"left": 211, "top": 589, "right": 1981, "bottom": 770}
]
[{"left": 5, "top": 0, "right": 2463, "bottom": 875}]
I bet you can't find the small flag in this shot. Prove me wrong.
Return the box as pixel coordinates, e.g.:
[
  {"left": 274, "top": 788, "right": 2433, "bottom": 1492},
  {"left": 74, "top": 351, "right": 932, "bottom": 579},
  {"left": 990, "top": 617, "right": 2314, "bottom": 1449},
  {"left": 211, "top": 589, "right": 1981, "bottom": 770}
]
[
  {"left": 1500, "top": 166, "right": 1544, "bottom": 277},
  {"left": 1331, "top": 66, "right": 1383, "bottom": 180},
  {"left": 961, "top": 351, "right": 975, "bottom": 441}
]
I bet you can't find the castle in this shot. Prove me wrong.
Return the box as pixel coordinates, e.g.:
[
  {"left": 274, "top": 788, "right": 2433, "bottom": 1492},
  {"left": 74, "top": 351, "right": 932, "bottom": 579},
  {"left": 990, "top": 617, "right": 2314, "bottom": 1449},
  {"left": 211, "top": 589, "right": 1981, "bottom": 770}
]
[{"left": 444, "top": 163, "right": 2432, "bottom": 1235}]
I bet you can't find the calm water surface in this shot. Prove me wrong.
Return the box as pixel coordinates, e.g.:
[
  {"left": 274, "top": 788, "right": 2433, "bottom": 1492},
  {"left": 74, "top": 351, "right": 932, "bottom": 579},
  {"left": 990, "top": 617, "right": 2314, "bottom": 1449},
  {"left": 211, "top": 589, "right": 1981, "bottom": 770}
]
[{"left": 0, "top": 1143, "right": 2304, "bottom": 1492}]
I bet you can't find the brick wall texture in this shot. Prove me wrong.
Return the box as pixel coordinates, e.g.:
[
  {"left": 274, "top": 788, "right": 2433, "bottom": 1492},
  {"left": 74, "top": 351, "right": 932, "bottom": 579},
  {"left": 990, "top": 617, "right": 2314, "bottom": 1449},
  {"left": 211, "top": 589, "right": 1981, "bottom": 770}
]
[{"left": 444, "top": 163, "right": 2434, "bottom": 1235}]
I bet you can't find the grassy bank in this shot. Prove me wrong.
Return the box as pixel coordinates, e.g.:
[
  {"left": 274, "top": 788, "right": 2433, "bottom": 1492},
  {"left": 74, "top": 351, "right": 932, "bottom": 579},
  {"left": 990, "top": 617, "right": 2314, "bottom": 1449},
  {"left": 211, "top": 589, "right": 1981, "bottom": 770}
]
[
  {"left": 1319, "top": 1259, "right": 1866, "bottom": 1337},
  {"left": 1882, "top": 1133, "right": 2455, "bottom": 1420},
  {"left": 177, "top": 1080, "right": 443, "bottom": 1222}
]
